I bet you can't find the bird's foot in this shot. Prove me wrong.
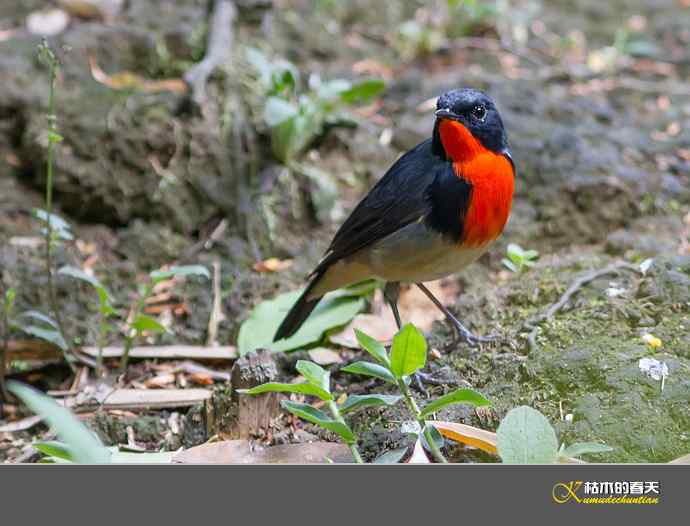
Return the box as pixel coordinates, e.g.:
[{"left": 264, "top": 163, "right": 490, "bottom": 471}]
[
  {"left": 412, "top": 370, "right": 458, "bottom": 395},
  {"left": 449, "top": 320, "right": 498, "bottom": 347}
]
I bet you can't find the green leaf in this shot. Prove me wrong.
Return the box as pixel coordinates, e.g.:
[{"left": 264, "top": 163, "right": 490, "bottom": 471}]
[
  {"left": 19, "top": 310, "right": 58, "bottom": 329},
  {"left": 238, "top": 289, "right": 365, "bottom": 355},
  {"left": 317, "top": 79, "right": 351, "bottom": 100},
  {"left": 280, "top": 400, "right": 355, "bottom": 443},
  {"left": 264, "top": 96, "right": 299, "bottom": 127},
  {"left": 47, "top": 131, "right": 63, "bottom": 143},
  {"left": 130, "top": 314, "right": 167, "bottom": 334},
  {"left": 33, "top": 440, "right": 73, "bottom": 461},
  {"left": 295, "top": 360, "right": 330, "bottom": 393},
  {"left": 338, "top": 394, "right": 402, "bottom": 414},
  {"left": 18, "top": 324, "right": 68, "bottom": 351},
  {"left": 501, "top": 258, "right": 518, "bottom": 273},
  {"left": 354, "top": 329, "right": 389, "bottom": 365},
  {"left": 419, "top": 388, "right": 490, "bottom": 418},
  {"left": 560, "top": 442, "right": 613, "bottom": 459},
  {"left": 339, "top": 79, "right": 385, "bottom": 104},
  {"left": 8, "top": 382, "right": 110, "bottom": 464},
  {"left": 4, "top": 287, "right": 16, "bottom": 312},
  {"left": 238, "top": 381, "right": 333, "bottom": 401},
  {"left": 373, "top": 447, "right": 408, "bottom": 464},
  {"left": 58, "top": 266, "right": 111, "bottom": 304},
  {"left": 389, "top": 323, "right": 427, "bottom": 378},
  {"left": 421, "top": 424, "right": 445, "bottom": 452},
  {"left": 340, "top": 361, "right": 397, "bottom": 384},
  {"left": 149, "top": 265, "right": 210, "bottom": 284},
  {"left": 32, "top": 208, "right": 70, "bottom": 232},
  {"left": 496, "top": 406, "right": 559, "bottom": 464}
]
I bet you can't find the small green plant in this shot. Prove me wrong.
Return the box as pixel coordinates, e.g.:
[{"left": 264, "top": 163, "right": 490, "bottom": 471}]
[
  {"left": 34, "top": 40, "right": 73, "bottom": 369},
  {"left": 8, "top": 381, "right": 172, "bottom": 463},
  {"left": 496, "top": 406, "right": 612, "bottom": 463},
  {"left": 57, "top": 266, "right": 115, "bottom": 373},
  {"left": 241, "top": 323, "right": 489, "bottom": 463},
  {"left": 118, "top": 265, "right": 210, "bottom": 373},
  {"left": 501, "top": 243, "right": 539, "bottom": 273},
  {"left": 246, "top": 47, "right": 385, "bottom": 163}
]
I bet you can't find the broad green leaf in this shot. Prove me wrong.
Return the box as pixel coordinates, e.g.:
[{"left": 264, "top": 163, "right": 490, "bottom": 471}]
[
  {"left": 338, "top": 394, "right": 402, "bottom": 415},
  {"left": 130, "top": 314, "right": 167, "bottom": 334},
  {"left": 281, "top": 400, "right": 355, "bottom": 443},
  {"left": 496, "top": 406, "right": 559, "bottom": 464},
  {"left": 264, "top": 96, "right": 299, "bottom": 127},
  {"left": 238, "top": 290, "right": 365, "bottom": 355},
  {"left": 340, "top": 361, "right": 397, "bottom": 384},
  {"left": 149, "top": 265, "right": 210, "bottom": 284},
  {"left": 8, "top": 382, "right": 110, "bottom": 464},
  {"left": 33, "top": 440, "right": 73, "bottom": 461},
  {"left": 58, "top": 266, "right": 111, "bottom": 304},
  {"left": 4, "top": 287, "right": 16, "bottom": 310},
  {"left": 18, "top": 325, "right": 68, "bottom": 351},
  {"left": 295, "top": 360, "right": 330, "bottom": 393},
  {"left": 32, "top": 208, "right": 70, "bottom": 231},
  {"left": 339, "top": 79, "right": 385, "bottom": 104},
  {"left": 560, "top": 442, "right": 613, "bottom": 459},
  {"left": 389, "top": 323, "right": 427, "bottom": 379},
  {"left": 19, "top": 310, "right": 58, "bottom": 329},
  {"left": 238, "top": 381, "right": 333, "bottom": 401},
  {"left": 317, "top": 79, "right": 351, "bottom": 100},
  {"left": 48, "top": 131, "right": 63, "bottom": 143},
  {"left": 373, "top": 447, "right": 408, "bottom": 464},
  {"left": 421, "top": 424, "right": 445, "bottom": 452},
  {"left": 354, "top": 329, "right": 389, "bottom": 365},
  {"left": 419, "top": 388, "right": 490, "bottom": 418}
]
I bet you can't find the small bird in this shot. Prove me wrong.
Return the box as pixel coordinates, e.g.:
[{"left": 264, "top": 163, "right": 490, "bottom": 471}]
[{"left": 274, "top": 88, "right": 515, "bottom": 351}]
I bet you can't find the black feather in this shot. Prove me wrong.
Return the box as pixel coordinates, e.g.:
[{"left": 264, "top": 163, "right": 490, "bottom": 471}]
[{"left": 274, "top": 270, "right": 325, "bottom": 341}]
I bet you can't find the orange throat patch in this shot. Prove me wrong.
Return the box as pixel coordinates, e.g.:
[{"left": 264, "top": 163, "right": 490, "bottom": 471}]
[{"left": 438, "top": 119, "right": 515, "bottom": 247}]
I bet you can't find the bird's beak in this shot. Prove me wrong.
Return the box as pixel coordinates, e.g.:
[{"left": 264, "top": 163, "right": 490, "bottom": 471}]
[{"left": 435, "top": 108, "right": 461, "bottom": 121}]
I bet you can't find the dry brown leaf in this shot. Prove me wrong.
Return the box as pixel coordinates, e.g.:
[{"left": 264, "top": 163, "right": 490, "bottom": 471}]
[
  {"left": 253, "top": 257, "right": 293, "bottom": 273},
  {"left": 88, "top": 55, "right": 187, "bottom": 93},
  {"left": 188, "top": 373, "right": 214, "bottom": 386},
  {"left": 329, "top": 313, "right": 398, "bottom": 348},
  {"left": 80, "top": 345, "right": 237, "bottom": 360},
  {"left": 172, "top": 440, "right": 352, "bottom": 464},
  {"left": 307, "top": 348, "right": 343, "bottom": 365},
  {"left": 143, "top": 373, "right": 176, "bottom": 389},
  {"left": 429, "top": 420, "right": 498, "bottom": 455},
  {"left": 406, "top": 439, "right": 430, "bottom": 464}
]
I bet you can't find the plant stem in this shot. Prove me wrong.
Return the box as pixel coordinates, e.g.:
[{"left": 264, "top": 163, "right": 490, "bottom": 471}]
[
  {"left": 327, "top": 400, "right": 364, "bottom": 464},
  {"left": 42, "top": 45, "right": 74, "bottom": 372},
  {"left": 397, "top": 378, "right": 448, "bottom": 463},
  {"left": 119, "top": 285, "right": 150, "bottom": 374}
]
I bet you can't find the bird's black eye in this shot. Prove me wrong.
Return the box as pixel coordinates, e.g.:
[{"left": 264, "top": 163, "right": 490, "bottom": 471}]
[{"left": 471, "top": 105, "right": 487, "bottom": 121}]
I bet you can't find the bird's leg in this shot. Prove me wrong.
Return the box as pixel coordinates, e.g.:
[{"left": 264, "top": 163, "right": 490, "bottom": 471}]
[
  {"left": 383, "top": 282, "right": 402, "bottom": 329},
  {"left": 415, "top": 282, "right": 495, "bottom": 346},
  {"left": 384, "top": 282, "right": 432, "bottom": 394}
]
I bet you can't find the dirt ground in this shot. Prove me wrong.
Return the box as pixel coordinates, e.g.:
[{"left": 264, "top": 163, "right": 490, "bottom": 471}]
[{"left": 0, "top": 0, "right": 688, "bottom": 463}]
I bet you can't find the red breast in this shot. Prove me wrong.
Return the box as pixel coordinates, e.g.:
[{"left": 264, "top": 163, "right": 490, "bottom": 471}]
[{"left": 439, "top": 119, "right": 515, "bottom": 247}]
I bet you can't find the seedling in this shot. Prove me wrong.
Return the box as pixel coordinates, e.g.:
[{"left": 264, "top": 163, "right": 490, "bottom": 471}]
[
  {"left": 246, "top": 48, "right": 385, "bottom": 163},
  {"left": 242, "top": 323, "right": 490, "bottom": 463},
  {"left": 119, "top": 265, "right": 210, "bottom": 373},
  {"left": 501, "top": 243, "right": 539, "bottom": 273},
  {"left": 496, "top": 406, "right": 612, "bottom": 463}
]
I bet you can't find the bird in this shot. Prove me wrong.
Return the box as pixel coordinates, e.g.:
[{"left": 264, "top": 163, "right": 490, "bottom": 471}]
[{"left": 274, "top": 87, "right": 515, "bottom": 355}]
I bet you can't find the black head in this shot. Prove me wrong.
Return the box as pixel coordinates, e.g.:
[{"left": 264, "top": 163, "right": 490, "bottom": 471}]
[{"left": 433, "top": 88, "right": 508, "bottom": 155}]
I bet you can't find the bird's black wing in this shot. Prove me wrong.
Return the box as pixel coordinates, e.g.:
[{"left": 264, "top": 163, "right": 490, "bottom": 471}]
[{"left": 313, "top": 138, "right": 454, "bottom": 275}]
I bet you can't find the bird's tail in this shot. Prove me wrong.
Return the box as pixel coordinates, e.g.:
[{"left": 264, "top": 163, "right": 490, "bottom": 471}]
[{"left": 273, "top": 270, "right": 325, "bottom": 342}]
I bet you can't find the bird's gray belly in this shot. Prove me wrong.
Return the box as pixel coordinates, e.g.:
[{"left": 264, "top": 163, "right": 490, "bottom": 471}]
[{"left": 359, "top": 221, "right": 489, "bottom": 283}]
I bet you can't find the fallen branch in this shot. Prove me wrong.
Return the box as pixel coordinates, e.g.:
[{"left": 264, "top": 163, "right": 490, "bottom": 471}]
[
  {"left": 523, "top": 262, "right": 641, "bottom": 352},
  {"left": 184, "top": 0, "right": 237, "bottom": 105}
]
